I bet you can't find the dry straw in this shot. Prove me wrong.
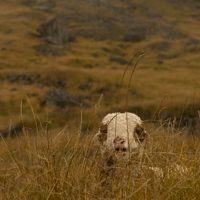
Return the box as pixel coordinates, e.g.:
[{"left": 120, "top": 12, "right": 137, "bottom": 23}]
[{"left": 0, "top": 57, "right": 200, "bottom": 199}]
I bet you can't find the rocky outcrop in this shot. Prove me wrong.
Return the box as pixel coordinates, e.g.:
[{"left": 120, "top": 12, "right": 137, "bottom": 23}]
[
  {"left": 124, "top": 18, "right": 185, "bottom": 43},
  {"left": 0, "top": 125, "right": 22, "bottom": 138},
  {"left": 109, "top": 56, "right": 128, "bottom": 65},
  {"left": 44, "top": 87, "right": 90, "bottom": 108},
  {"left": 32, "top": 0, "right": 56, "bottom": 12},
  {"left": 146, "top": 41, "right": 171, "bottom": 52},
  {"left": 21, "top": 0, "right": 36, "bottom": 6},
  {"left": 2, "top": 74, "right": 66, "bottom": 88},
  {"left": 37, "top": 13, "right": 74, "bottom": 44},
  {"left": 123, "top": 21, "right": 146, "bottom": 42},
  {"left": 5, "top": 74, "right": 39, "bottom": 85},
  {"left": 21, "top": 0, "right": 56, "bottom": 12}
]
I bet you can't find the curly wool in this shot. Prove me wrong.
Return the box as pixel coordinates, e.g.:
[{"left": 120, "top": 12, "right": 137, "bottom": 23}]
[{"left": 94, "top": 112, "right": 146, "bottom": 163}]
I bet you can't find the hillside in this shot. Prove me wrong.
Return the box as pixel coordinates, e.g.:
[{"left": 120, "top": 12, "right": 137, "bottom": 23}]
[{"left": 0, "top": 0, "right": 200, "bottom": 134}]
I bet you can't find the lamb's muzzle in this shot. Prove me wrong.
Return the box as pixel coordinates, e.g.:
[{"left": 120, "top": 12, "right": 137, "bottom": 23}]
[{"left": 113, "top": 137, "right": 127, "bottom": 156}]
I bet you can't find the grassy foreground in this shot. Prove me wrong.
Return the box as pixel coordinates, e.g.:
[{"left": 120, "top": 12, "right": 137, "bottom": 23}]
[{"left": 0, "top": 110, "right": 200, "bottom": 200}]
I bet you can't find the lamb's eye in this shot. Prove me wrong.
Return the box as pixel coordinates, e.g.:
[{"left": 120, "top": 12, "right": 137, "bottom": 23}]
[
  {"left": 136, "top": 130, "right": 141, "bottom": 135},
  {"left": 100, "top": 124, "right": 108, "bottom": 135},
  {"left": 103, "top": 130, "right": 107, "bottom": 134}
]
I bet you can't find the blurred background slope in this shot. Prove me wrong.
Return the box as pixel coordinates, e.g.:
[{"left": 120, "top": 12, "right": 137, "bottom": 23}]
[{"left": 0, "top": 0, "right": 200, "bottom": 135}]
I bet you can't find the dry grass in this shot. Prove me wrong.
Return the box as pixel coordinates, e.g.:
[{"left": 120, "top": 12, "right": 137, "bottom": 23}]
[
  {"left": 0, "top": 111, "right": 200, "bottom": 199},
  {"left": 0, "top": 1, "right": 200, "bottom": 197}
]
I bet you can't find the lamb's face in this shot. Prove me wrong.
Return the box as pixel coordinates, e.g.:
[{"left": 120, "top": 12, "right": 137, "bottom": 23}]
[{"left": 94, "top": 112, "right": 147, "bottom": 164}]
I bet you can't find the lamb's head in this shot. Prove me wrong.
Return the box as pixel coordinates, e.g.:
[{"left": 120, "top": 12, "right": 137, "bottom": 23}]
[{"left": 94, "top": 112, "right": 147, "bottom": 165}]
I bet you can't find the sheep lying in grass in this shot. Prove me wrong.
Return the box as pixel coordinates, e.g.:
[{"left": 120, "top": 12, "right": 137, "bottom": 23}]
[
  {"left": 94, "top": 112, "right": 188, "bottom": 179},
  {"left": 94, "top": 112, "right": 147, "bottom": 166},
  {"left": 93, "top": 112, "right": 147, "bottom": 191}
]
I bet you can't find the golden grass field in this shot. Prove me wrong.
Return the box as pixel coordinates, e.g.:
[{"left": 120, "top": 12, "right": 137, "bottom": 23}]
[
  {"left": 1, "top": 112, "right": 200, "bottom": 199},
  {"left": 1, "top": 0, "right": 200, "bottom": 198}
]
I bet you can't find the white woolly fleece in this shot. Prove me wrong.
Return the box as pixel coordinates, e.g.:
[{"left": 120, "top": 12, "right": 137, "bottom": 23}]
[
  {"left": 94, "top": 112, "right": 145, "bottom": 162},
  {"left": 102, "top": 112, "right": 142, "bottom": 151}
]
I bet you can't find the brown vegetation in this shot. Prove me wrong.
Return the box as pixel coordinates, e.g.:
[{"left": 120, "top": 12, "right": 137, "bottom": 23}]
[
  {"left": 0, "top": 1, "right": 200, "bottom": 197},
  {"left": 0, "top": 112, "right": 200, "bottom": 199}
]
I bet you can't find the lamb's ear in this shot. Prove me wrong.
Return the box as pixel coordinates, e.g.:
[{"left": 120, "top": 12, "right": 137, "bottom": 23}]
[
  {"left": 93, "top": 124, "right": 108, "bottom": 144},
  {"left": 134, "top": 122, "right": 147, "bottom": 143}
]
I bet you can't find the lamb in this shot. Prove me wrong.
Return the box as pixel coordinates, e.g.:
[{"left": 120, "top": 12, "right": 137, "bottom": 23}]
[
  {"left": 93, "top": 112, "right": 148, "bottom": 193},
  {"left": 94, "top": 112, "right": 188, "bottom": 178},
  {"left": 94, "top": 112, "right": 147, "bottom": 166},
  {"left": 94, "top": 112, "right": 189, "bottom": 197}
]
